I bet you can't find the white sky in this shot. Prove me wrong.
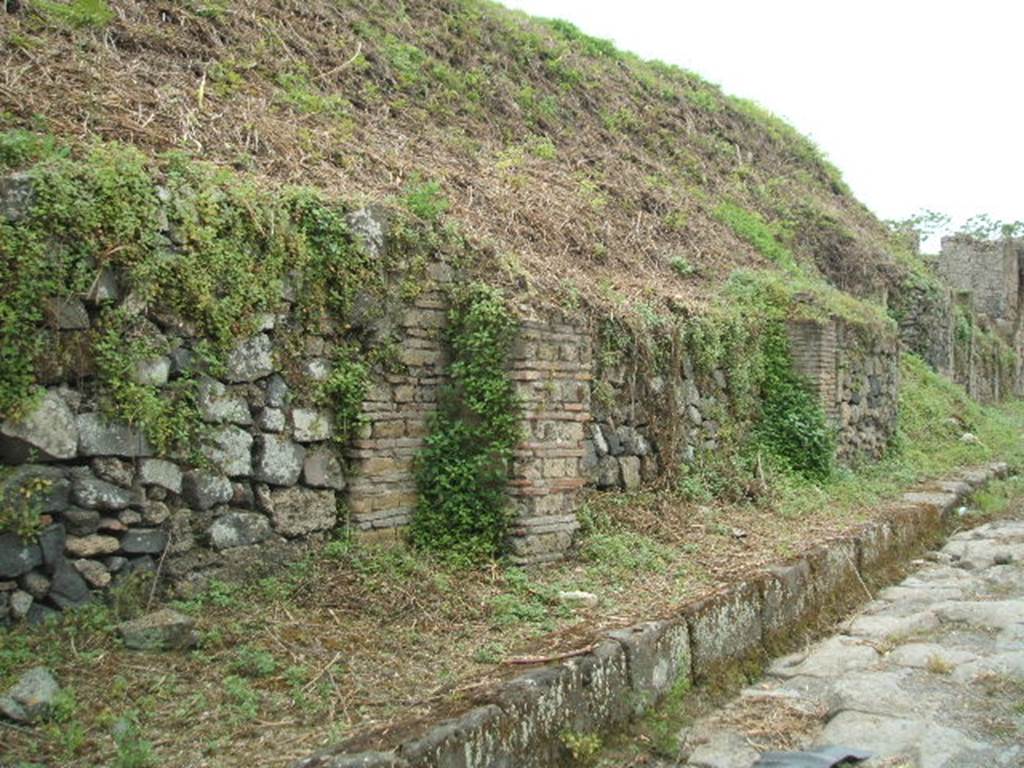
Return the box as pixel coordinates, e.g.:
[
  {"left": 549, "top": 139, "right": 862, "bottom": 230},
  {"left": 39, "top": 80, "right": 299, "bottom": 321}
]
[{"left": 500, "top": 0, "right": 1023, "bottom": 237}]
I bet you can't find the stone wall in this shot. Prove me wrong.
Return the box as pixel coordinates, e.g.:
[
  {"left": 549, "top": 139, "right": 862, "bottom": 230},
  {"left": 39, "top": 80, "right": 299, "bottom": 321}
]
[
  {"left": 583, "top": 334, "right": 727, "bottom": 493},
  {"left": 787, "top": 317, "right": 900, "bottom": 464},
  {"left": 889, "top": 281, "right": 955, "bottom": 377}
]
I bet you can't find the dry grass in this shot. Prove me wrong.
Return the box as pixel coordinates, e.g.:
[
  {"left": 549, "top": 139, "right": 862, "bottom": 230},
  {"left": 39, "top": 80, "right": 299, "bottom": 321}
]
[
  {"left": 709, "top": 693, "right": 827, "bottom": 752},
  {"left": 1, "top": 0, "right": 901, "bottom": 319}
]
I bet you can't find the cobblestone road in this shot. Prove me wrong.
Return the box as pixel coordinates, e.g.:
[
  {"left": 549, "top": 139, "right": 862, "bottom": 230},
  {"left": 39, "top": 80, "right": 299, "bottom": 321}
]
[{"left": 673, "top": 517, "right": 1024, "bottom": 768}]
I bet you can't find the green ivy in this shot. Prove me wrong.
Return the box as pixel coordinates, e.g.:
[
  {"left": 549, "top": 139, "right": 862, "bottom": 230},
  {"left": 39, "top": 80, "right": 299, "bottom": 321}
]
[
  {"left": 0, "top": 132, "right": 408, "bottom": 456},
  {"left": 317, "top": 346, "right": 370, "bottom": 447},
  {"left": 753, "top": 324, "right": 834, "bottom": 480},
  {"left": 412, "top": 283, "right": 522, "bottom": 562}
]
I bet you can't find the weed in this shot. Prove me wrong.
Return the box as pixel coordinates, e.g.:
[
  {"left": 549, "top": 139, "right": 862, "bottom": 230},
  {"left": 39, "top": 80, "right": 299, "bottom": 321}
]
[
  {"left": 925, "top": 654, "right": 953, "bottom": 675},
  {"left": 670, "top": 256, "right": 697, "bottom": 278},
  {"left": 33, "top": 0, "right": 114, "bottom": 28},
  {"left": 715, "top": 202, "right": 796, "bottom": 270},
  {"left": 275, "top": 67, "right": 350, "bottom": 117},
  {"left": 230, "top": 645, "right": 280, "bottom": 678},
  {"left": 222, "top": 674, "right": 261, "bottom": 723},
  {"left": 640, "top": 673, "right": 692, "bottom": 756},
  {"left": 112, "top": 717, "right": 156, "bottom": 768},
  {"left": 401, "top": 177, "right": 450, "bottom": 222},
  {"left": 560, "top": 729, "right": 602, "bottom": 766},
  {"left": 472, "top": 641, "right": 506, "bottom": 664}
]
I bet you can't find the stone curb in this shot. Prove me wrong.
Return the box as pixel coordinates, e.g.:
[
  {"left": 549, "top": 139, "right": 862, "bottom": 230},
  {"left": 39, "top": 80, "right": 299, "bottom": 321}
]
[{"left": 294, "top": 461, "right": 1010, "bottom": 768}]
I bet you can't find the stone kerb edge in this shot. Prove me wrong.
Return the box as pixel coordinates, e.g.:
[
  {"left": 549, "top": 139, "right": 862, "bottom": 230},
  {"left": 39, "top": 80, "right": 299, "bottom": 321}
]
[{"left": 294, "top": 461, "right": 1009, "bottom": 768}]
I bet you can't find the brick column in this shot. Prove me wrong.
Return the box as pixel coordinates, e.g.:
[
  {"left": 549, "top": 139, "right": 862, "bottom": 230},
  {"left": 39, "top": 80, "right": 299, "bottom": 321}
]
[{"left": 507, "top": 314, "right": 592, "bottom": 564}]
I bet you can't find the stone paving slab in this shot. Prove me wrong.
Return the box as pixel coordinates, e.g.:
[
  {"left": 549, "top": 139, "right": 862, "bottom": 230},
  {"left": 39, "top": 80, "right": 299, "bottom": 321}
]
[{"left": 676, "top": 512, "right": 1024, "bottom": 768}]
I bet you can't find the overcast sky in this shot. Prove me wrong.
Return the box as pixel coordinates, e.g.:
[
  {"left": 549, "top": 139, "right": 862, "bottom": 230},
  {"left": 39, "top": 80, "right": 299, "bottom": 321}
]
[{"left": 500, "top": 0, "right": 1022, "bottom": 238}]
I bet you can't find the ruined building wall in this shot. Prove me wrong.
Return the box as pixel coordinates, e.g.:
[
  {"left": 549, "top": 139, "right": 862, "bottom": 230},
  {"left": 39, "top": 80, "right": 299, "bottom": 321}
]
[
  {"left": 938, "top": 235, "right": 1021, "bottom": 324},
  {"left": 786, "top": 318, "right": 900, "bottom": 464}
]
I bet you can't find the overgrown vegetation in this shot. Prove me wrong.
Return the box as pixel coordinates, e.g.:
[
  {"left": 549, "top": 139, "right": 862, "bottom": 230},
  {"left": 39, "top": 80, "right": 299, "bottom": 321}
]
[
  {"left": 0, "top": 134, "right": 431, "bottom": 451},
  {"left": 0, "top": 0, "right": 900, "bottom": 322},
  {"left": 412, "top": 282, "right": 522, "bottom": 562}
]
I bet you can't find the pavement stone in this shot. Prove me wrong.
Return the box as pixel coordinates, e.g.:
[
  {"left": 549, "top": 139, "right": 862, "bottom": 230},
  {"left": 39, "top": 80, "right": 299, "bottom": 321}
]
[{"left": 671, "top": 510, "right": 1024, "bottom": 768}]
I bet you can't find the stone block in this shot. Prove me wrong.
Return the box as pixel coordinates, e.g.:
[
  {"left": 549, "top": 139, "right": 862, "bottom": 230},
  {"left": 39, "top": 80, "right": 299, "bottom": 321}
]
[
  {"left": 686, "top": 579, "right": 764, "bottom": 678},
  {"left": 0, "top": 533, "right": 42, "bottom": 579},
  {"left": 43, "top": 297, "right": 89, "bottom": 330},
  {"left": 761, "top": 559, "right": 812, "bottom": 643},
  {"left": 209, "top": 511, "right": 271, "bottom": 550},
  {"left": 72, "top": 474, "right": 132, "bottom": 511},
  {"left": 65, "top": 534, "right": 120, "bottom": 558},
  {"left": 265, "top": 375, "right": 290, "bottom": 408},
  {"left": 805, "top": 537, "right": 861, "bottom": 612},
  {"left": 293, "top": 408, "right": 333, "bottom": 442},
  {"left": 182, "top": 471, "right": 233, "bottom": 510},
  {"left": 595, "top": 456, "right": 620, "bottom": 489},
  {"left": 0, "top": 389, "right": 78, "bottom": 462},
  {"left": 254, "top": 434, "right": 305, "bottom": 486},
  {"left": 202, "top": 425, "right": 253, "bottom": 478},
  {"left": 268, "top": 487, "right": 336, "bottom": 537},
  {"left": 91, "top": 457, "right": 134, "bottom": 488},
  {"left": 74, "top": 559, "right": 111, "bottom": 588},
  {"left": 131, "top": 356, "right": 171, "bottom": 387},
  {"left": 121, "top": 529, "right": 169, "bottom": 555},
  {"left": 0, "top": 667, "right": 59, "bottom": 724},
  {"left": 257, "top": 407, "right": 286, "bottom": 432},
  {"left": 224, "top": 334, "right": 274, "bottom": 382},
  {"left": 0, "top": 172, "right": 35, "bottom": 223},
  {"left": 118, "top": 608, "right": 198, "bottom": 651},
  {"left": 76, "top": 413, "right": 153, "bottom": 458},
  {"left": 1, "top": 465, "right": 70, "bottom": 515},
  {"left": 608, "top": 619, "right": 692, "bottom": 713},
  {"left": 303, "top": 447, "right": 347, "bottom": 490},
  {"left": 85, "top": 266, "right": 119, "bottom": 304},
  {"left": 294, "top": 752, "right": 408, "bottom": 768},
  {"left": 49, "top": 558, "right": 91, "bottom": 609},
  {"left": 856, "top": 521, "right": 897, "bottom": 573},
  {"left": 197, "top": 377, "right": 252, "bottom": 425},
  {"left": 20, "top": 572, "right": 50, "bottom": 600},
  {"left": 619, "top": 456, "right": 642, "bottom": 490},
  {"left": 138, "top": 459, "right": 183, "bottom": 494},
  {"left": 37, "top": 523, "right": 65, "bottom": 572}
]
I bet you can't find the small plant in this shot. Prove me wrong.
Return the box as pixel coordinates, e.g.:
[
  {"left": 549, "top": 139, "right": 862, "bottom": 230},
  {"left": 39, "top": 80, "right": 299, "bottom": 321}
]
[
  {"left": 925, "top": 654, "right": 953, "bottom": 675},
  {"left": 670, "top": 255, "right": 697, "bottom": 278},
  {"left": 715, "top": 202, "right": 797, "bottom": 270},
  {"left": 222, "top": 675, "right": 261, "bottom": 722},
  {"left": 560, "top": 730, "right": 602, "bottom": 766},
  {"left": 230, "top": 645, "right": 280, "bottom": 678},
  {"left": 401, "top": 177, "right": 450, "bottom": 222},
  {"left": 0, "top": 469, "right": 50, "bottom": 537},
  {"left": 33, "top": 0, "right": 115, "bottom": 28},
  {"left": 471, "top": 641, "right": 506, "bottom": 664},
  {"left": 318, "top": 347, "right": 369, "bottom": 445},
  {"left": 754, "top": 324, "right": 835, "bottom": 481},
  {"left": 112, "top": 717, "right": 156, "bottom": 768}
]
